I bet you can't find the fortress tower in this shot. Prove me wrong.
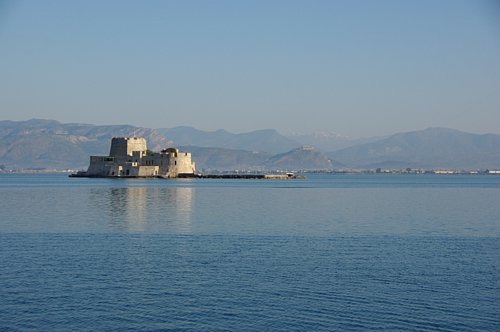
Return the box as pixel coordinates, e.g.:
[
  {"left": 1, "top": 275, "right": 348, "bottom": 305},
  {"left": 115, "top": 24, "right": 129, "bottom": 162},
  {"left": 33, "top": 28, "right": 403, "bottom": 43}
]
[{"left": 109, "top": 137, "right": 147, "bottom": 157}]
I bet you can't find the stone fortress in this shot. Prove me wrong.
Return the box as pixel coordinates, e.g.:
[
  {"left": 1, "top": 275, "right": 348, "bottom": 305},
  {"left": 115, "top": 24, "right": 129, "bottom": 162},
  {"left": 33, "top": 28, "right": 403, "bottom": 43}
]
[{"left": 76, "top": 137, "right": 196, "bottom": 178}]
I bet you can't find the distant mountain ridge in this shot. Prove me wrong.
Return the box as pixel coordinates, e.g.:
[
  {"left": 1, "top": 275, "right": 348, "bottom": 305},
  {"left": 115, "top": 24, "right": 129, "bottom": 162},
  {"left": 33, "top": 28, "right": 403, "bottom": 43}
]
[
  {"left": 329, "top": 127, "right": 500, "bottom": 169},
  {"left": 0, "top": 119, "right": 329, "bottom": 170},
  {"left": 1, "top": 119, "right": 499, "bottom": 170},
  {"left": 286, "top": 132, "right": 382, "bottom": 152},
  {"left": 158, "top": 126, "right": 300, "bottom": 154},
  {"left": 0, "top": 119, "right": 172, "bottom": 168},
  {"left": 178, "top": 146, "right": 271, "bottom": 172},
  {"left": 184, "top": 145, "right": 335, "bottom": 171},
  {"left": 265, "top": 146, "right": 334, "bottom": 170}
]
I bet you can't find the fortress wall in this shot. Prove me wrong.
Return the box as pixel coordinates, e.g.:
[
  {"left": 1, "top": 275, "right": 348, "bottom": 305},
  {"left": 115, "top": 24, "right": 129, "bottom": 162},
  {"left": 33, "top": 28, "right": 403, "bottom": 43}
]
[
  {"left": 121, "top": 163, "right": 140, "bottom": 177},
  {"left": 87, "top": 156, "right": 114, "bottom": 175},
  {"left": 138, "top": 166, "right": 159, "bottom": 177},
  {"left": 144, "top": 150, "right": 195, "bottom": 177},
  {"left": 142, "top": 154, "right": 170, "bottom": 176}
]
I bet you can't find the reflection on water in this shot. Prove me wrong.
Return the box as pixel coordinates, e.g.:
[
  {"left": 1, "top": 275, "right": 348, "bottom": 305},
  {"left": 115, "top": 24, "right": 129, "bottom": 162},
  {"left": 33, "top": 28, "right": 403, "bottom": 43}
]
[
  {"left": 90, "top": 187, "right": 194, "bottom": 232},
  {"left": 1, "top": 175, "right": 500, "bottom": 331},
  {"left": 1, "top": 174, "right": 499, "bottom": 236}
]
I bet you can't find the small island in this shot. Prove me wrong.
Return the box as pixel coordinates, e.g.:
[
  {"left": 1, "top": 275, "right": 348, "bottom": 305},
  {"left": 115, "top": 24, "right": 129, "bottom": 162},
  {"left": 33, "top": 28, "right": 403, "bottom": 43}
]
[
  {"left": 70, "top": 137, "right": 196, "bottom": 178},
  {"left": 70, "top": 137, "right": 302, "bottom": 179}
]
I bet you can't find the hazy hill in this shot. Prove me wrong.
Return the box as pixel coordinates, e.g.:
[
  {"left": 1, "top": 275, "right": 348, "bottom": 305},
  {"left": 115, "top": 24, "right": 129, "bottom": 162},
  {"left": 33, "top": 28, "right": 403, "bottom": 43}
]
[
  {"left": 265, "top": 146, "right": 334, "bottom": 171},
  {"left": 329, "top": 127, "right": 500, "bottom": 169},
  {"left": 0, "top": 119, "right": 172, "bottom": 168},
  {"left": 179, "top": 146, "right": 271, "bottom": 172},
  {"left": 184, "top": 145, "right": 334, "bottom": 172},
  {"left": 0, "top": 119, "right": 327, "bottom": 171},
  {"left": 2, "top": 120, "right": 499, "bottom": 170},
  {"left": 286, "top": 132, "right": 382, "bottom": 152},
  {"left": 158, "top": 126, "right": 301, "bottom": 154}
]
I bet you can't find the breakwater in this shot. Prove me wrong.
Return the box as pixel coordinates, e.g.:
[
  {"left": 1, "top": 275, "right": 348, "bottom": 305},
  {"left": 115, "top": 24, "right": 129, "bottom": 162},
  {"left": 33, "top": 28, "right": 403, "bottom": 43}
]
[
  {"left": 180, "top": 173, "right": 304, "bottom": 179},
  {"left": 70, "top": 173, "right": 304, "bottom": 179}
]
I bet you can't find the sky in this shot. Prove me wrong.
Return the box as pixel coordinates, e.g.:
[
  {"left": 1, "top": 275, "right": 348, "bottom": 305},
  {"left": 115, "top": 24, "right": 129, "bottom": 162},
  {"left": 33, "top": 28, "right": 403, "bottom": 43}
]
[{"left": 0, "top": 0, "right": 499, "bottom": 137}]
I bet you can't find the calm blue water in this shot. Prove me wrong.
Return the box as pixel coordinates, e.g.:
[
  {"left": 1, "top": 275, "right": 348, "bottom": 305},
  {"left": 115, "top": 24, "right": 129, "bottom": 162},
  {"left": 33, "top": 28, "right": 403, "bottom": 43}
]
[{"left": 1, "top": 173, "right": 499, "bottom": 331}]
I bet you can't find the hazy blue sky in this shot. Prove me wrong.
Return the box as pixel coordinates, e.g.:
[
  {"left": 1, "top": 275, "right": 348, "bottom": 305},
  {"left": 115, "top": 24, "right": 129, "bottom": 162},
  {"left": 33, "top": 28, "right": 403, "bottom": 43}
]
[{"left": 1, "top": 0, "right": 499, "bottom": 137}]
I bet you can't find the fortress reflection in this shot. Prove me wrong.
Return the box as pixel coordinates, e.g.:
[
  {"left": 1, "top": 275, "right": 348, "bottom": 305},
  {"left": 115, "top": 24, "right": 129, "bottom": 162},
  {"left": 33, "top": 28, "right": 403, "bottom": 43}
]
[{"left": 93, "top": 186, "right": 194, "bottom": 232}]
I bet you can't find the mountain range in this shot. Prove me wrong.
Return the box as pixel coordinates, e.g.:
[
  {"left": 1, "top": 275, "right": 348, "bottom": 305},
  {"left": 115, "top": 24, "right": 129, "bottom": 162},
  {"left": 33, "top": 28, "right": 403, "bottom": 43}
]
[
  {"left": 286, "top": 132, "right": 381, "bottom": 151},
  {"left": 1, "top": 119, "right": 499, "bottom": 170},
  {"left": 158, "top": 127, "right": 300, "bottom": 154},
  {"left": 329, "top": 127, "right": 500, "bottom": 169},
  {"left": 0, "top": 119, "right": 172, "bottom": 169}
]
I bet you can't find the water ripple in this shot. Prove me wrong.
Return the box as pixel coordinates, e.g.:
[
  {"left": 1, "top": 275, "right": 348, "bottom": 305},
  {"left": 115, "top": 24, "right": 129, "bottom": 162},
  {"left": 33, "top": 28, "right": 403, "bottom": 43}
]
[{"left": 1, "top": 234, "right": 498, "bottom": 331}]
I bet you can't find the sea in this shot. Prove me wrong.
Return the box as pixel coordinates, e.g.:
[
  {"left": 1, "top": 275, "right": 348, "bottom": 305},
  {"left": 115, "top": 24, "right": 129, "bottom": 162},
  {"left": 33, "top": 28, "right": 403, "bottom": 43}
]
[{"left": 0, "top": 173, "right": 499, "bottom": 331}]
